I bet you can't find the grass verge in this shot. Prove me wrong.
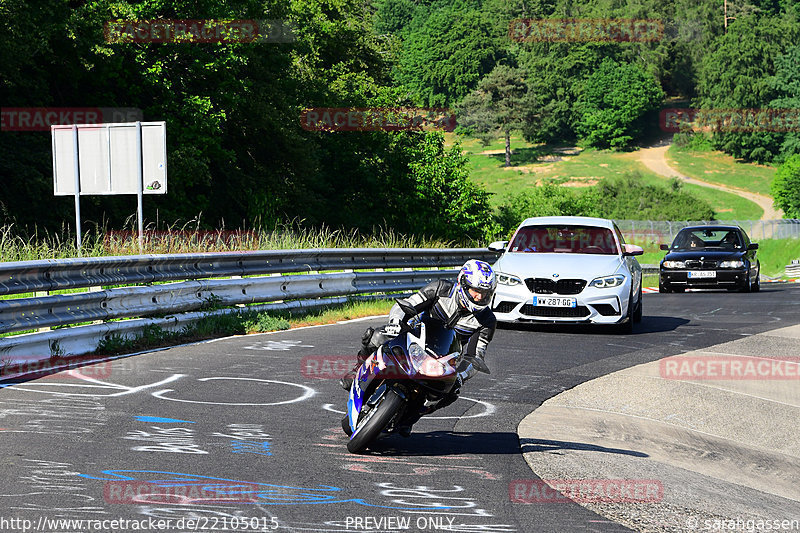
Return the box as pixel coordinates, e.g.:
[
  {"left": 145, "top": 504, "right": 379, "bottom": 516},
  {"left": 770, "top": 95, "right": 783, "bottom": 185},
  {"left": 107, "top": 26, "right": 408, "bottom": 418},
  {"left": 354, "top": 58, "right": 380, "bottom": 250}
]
[
  {"left": 92, "top": 298, "right": 394, "bottom": 357},
  {"left": 756, "top": 239, "right": 800, "bottom": 277},
  {"left": 666, "top": 145, "right": 776, "bottom": 198},
  {"left": 0, "top": 221, "right": 456, "bottom": 262}
]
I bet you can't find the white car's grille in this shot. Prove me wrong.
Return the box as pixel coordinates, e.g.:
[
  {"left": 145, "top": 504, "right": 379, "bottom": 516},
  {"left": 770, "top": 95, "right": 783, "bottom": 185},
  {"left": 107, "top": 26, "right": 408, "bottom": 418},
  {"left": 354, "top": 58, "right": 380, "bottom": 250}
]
[{"left": 525, "top": 278, "right": 586, "bottom": 295}]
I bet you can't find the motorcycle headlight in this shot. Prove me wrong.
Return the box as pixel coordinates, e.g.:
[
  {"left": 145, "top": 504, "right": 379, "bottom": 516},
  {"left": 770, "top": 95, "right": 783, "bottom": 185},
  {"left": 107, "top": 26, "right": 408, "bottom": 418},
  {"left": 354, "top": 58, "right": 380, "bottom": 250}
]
[
  {"left": 719, "top": 260, "right": 745, "bottom": 268},
  {"left": 496, "top": 272, "right": 522, "bottom": 286},
  {"left": 408, "top": 342, "right": 426, "bottom": 370},
  {"left": 418, "top": 357, "right": 448, "bottom": 377},
  {"left": 662, "top": 261, "right": 686, "bottom": 269},
  {"left": 589, "top": 274, "right": 626, "bottom": 288}
]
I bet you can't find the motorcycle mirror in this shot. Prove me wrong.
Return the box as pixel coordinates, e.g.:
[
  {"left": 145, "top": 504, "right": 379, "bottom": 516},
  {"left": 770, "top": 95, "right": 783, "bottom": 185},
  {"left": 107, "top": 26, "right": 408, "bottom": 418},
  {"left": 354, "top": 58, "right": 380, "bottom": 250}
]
[{"left": 396, "top": 299, "right": 417, "bottom": 319}]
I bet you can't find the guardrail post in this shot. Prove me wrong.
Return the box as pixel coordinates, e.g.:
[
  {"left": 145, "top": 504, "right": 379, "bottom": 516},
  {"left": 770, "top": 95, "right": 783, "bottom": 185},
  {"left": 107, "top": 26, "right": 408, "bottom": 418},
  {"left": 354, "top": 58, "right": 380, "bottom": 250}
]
[{"left": 35, "top": 290, "right": 51, "bottom": 332}]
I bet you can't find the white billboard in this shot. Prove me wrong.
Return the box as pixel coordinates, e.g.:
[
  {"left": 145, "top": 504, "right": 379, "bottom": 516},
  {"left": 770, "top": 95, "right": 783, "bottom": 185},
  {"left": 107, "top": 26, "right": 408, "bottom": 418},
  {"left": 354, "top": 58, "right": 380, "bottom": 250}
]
[{"left": 52, "top": 121, "right": 167, "bottom": 195}]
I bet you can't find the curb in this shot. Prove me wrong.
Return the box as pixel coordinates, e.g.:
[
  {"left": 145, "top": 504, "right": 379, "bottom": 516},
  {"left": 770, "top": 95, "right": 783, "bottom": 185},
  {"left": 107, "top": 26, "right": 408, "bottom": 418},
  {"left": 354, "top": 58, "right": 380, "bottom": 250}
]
[{"left": 516, "top": 324, "right": 800, "bottom": 531}]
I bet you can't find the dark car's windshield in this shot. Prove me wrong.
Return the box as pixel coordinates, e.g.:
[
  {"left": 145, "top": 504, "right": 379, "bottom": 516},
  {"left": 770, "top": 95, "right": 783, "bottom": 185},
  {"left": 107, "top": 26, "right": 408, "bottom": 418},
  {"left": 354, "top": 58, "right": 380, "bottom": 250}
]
[
  {"left": 670, "top": 228, "right": 744, "bottom": 251},
  {"left": 508, "top": 225, "right": 619, "bottom": 255}
]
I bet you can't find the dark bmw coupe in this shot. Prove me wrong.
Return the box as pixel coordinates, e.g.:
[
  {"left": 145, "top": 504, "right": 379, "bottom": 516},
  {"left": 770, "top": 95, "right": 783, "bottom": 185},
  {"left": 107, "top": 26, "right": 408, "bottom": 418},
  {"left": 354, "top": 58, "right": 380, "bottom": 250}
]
[{"left": 659, "top": 225, "right": 760, "bottom": 293}]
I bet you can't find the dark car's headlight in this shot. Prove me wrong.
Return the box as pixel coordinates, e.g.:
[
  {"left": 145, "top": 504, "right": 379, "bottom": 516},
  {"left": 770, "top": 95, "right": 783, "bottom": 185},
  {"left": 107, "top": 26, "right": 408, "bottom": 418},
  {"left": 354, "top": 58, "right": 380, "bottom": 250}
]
[
  {"left": 589, "top": 274, "right": 626, "bottom": 288},
  {"left": 719, "top": 260, "right": 745, "bottom": 268},
  {"left": 496, "top": 272, "right": 523, "bottom": 286},
  {"left": 662, "top": 261, "right": 686, "bottom": 269}
]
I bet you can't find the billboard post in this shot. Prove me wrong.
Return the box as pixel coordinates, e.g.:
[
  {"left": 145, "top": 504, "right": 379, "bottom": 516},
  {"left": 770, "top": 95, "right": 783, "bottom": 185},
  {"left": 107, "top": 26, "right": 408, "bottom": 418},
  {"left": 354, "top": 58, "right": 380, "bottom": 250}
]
[
  {"left": 71, "top": 124, "right": 82, "bottom": 252},
  {"left": 136, "top": 121, "right": 144, "bottom": 251}
]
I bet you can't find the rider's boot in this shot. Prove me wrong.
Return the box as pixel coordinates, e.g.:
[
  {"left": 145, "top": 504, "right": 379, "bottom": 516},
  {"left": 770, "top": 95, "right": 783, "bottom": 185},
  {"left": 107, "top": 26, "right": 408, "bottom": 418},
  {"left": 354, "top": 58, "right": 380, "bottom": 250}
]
[{"left": 340, "top": 328, "right": 375, "bottom": 390}]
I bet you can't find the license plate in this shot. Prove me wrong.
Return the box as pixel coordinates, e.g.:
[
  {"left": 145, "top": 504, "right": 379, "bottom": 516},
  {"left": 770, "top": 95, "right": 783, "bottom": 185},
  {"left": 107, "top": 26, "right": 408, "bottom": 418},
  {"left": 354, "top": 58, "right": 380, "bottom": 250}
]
[
  {"left": 688, "top": 271, "right": 716, "bottom": 278},
  {"left": 532, "top": 296, "right": 577, "bottom": 307}
]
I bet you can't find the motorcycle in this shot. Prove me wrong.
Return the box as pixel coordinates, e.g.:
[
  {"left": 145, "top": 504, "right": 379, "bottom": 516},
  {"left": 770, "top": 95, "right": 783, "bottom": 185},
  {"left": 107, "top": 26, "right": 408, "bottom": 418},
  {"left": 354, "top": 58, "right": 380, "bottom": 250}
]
[{"left": 342, "top": 300, "right": 487, "bottom": 453}]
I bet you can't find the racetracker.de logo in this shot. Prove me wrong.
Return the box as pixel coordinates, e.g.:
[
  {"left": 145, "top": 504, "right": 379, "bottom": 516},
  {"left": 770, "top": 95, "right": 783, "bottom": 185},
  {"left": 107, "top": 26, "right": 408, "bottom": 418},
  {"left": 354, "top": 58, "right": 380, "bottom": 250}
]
[
  {"left": 302, "top": 355, "right": 358, "bottom": 379},
  {"left": 0, "top": 356, "right": 114, "bottom": 381},
  {"left": 104, "top": 19, "right": 295, "bottom": 43},
  {"left": 660, "top": 356, "right": 800, "bottom": 380},
  {"left": 1, "top": 107, "right": 143, "bottom": 132},
  {"left": 509, "top": 479, "right": 664, "bottom": 503},
  {"left": 299, "top": 108, "right": 457, "bottom": 132},
  {"left": 104, "top": 481, "right": 263, "bottom": 504},
  {"left": 301, "top": 355, "right": 455, "bottom": 380},
  {"left": 508, "top": 18, "right": 664, "bottom": 42},
  {"left": 659, "top": 108, "right": 800, "bottom": 133}
]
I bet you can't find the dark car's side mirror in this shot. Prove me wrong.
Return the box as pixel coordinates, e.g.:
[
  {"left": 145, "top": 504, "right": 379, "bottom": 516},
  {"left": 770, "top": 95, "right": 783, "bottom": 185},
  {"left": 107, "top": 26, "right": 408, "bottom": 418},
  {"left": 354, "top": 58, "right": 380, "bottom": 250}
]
[
  {"left": 659, "top": 244, "right": 669, "bottom": 251},
  {"left": 748, "top": 243, "right": 758, "bottom": 250}
]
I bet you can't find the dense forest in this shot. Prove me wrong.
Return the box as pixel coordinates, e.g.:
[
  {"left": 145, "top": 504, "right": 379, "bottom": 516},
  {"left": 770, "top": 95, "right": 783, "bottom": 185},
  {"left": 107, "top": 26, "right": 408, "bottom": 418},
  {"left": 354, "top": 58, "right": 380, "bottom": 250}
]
[{"left": 1, "top": 0, "right": 799, "bottom": 242}]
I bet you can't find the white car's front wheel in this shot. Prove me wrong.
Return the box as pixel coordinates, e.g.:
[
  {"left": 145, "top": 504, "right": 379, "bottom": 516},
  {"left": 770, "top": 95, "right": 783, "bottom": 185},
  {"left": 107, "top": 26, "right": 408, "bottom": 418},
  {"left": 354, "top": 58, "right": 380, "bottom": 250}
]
[
  {"left": 615, "top": 287, "right": 635, "bottom": 334},
  {"left": 633, "top": 286, "right": 643, "bottom": 323}
]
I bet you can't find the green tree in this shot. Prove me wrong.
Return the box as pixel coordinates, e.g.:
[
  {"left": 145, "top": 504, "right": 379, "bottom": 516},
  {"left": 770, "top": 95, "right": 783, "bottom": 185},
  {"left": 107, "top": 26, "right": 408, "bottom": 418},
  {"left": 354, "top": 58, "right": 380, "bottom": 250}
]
[
  {"left": 404, "top": 133, "right": 496, "bottom": 242},
  {"left": 574, "top": 59, "right": 665, "bottom": 149},
  {"left": 768, "top": 45, "right": 800, "bottom": 161},
  {"left": 394, "top": 1, "right": 502, "bottom": 107},
  {"left": 1, "top": 0, "right": 500, "bottom": 243},
  {"left": 695, "top": 14, "right": 800, "bottom": 162},
  {"left": 772, "top": 154, "right": 800, "bottom": 219},
  {"left": 457, "top": 65, "right": 538, "bottom": 166},
  {"left": 519, "top": 43, "right": 617, "bottom": 144}
]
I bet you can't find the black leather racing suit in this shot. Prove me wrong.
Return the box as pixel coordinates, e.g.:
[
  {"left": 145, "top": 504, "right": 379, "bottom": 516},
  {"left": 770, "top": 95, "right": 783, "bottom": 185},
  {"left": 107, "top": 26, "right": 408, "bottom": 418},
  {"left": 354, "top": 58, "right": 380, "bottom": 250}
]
[{"left": 360, "top": 279, "right": 497, "bottom": 383}]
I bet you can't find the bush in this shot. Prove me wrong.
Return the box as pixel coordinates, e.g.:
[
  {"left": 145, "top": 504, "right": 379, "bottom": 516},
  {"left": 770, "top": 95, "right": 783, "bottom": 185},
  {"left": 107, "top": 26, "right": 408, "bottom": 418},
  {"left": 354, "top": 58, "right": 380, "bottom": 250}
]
[
  {"left": 493, "top": 184, "right": 601, "bottom": 237},
  {"left": 492, "top": 172, "right": 717, "bottom": 237},
  {"left": 243, "top": 314, "right": 291, "bottom": 333},
  {"left": 772, "top": 154, "right": 800, "bottom": 219},
  {"left": 673, "top": 132, "right": 713, "bottom": 151},
  {"left": 595, "top": 173, "right": 716, "bottom": 221}
]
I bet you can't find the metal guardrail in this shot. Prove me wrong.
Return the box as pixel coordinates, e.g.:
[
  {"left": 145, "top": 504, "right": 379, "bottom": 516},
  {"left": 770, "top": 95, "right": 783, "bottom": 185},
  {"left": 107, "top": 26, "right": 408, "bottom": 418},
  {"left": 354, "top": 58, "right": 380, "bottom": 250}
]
[
  {"left": 786, "top": 261, "right": 800, "bottom": 278},
  {"left": 0, "top": 249, "right": 495, "bottom": 297},
  {"left": 0, "top": 249, "right": 498, "bottom": 360},
  {"left": 640, "top": 264, "right": 659, "bottom": 275},
  {"left": 0, "top": 270, "right": 458, "bottom": 334}
]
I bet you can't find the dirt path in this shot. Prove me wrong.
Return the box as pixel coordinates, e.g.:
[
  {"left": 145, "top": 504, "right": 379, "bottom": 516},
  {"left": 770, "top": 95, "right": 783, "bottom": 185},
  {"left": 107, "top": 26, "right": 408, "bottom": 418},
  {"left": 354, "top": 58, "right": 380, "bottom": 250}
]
[{"left": 637, "top": 139, "right": 783, "bottom": 221}]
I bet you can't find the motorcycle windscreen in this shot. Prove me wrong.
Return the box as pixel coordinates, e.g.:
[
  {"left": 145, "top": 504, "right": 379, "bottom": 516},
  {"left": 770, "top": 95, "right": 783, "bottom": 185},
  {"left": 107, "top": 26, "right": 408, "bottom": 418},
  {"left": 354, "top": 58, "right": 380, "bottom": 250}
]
[
  {"left": 382, "top": 312, "right": 456, "bottom": 357},
  {"left": 419, "top": 314, "right": 456, "bottom": 356}
]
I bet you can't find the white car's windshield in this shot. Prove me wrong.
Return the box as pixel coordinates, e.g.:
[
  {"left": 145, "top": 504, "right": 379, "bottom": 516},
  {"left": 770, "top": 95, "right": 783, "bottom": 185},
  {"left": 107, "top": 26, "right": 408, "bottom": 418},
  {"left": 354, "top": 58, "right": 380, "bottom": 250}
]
[{"left": 508, "top": 225, "right": 619, "bottom": 255}]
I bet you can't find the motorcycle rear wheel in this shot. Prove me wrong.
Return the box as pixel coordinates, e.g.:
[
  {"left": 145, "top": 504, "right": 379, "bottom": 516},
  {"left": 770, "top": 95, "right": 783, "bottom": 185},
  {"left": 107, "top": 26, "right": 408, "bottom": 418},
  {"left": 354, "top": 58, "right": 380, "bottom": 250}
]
[{"left": 347, "top": 388, "right": 405, "bottom": 453}]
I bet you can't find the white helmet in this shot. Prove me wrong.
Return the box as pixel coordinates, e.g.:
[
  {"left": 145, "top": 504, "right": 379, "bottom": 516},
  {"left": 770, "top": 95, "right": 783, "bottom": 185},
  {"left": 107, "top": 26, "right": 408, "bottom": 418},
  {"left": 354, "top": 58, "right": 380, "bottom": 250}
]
[{"left": 456, "top": 259, "right": 497, "bottom": 312}]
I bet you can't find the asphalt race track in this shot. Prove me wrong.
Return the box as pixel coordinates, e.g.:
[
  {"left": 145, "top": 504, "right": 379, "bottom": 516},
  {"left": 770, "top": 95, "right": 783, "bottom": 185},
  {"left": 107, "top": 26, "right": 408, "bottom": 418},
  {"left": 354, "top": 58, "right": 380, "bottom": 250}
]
[{"left": 1, "top": 284, "right": 798, "bottom": 533}]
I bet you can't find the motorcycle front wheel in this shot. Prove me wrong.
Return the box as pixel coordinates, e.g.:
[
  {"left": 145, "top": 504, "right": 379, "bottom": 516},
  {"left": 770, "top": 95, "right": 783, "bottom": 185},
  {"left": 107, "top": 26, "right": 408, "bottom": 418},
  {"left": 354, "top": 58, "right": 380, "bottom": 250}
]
[{"left": 346, "top": 388, "right": 405, "bottom": 453}]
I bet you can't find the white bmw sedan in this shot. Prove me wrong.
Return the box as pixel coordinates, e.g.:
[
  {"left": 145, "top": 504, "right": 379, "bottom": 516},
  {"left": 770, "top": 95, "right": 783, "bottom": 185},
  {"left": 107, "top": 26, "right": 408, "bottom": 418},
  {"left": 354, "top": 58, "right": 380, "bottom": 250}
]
[{"left": 489, "top": 216, "right": 644, "bottom": 333}]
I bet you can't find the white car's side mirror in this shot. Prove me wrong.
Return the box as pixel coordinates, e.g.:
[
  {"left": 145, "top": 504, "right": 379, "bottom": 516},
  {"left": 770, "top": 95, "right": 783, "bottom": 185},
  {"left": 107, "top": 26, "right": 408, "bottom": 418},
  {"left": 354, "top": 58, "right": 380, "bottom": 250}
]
[
  {"left": 622, "top": 244, "right": 644, "bottom": 256},
  {"left": 488, "top": 241, "right": 508, "bottom": 252}
]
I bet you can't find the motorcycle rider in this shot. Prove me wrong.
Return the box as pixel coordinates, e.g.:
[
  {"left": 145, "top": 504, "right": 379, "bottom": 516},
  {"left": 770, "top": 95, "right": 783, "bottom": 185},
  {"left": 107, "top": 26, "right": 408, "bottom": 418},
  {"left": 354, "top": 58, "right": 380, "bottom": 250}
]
[{"left": 340, "top": 259, "right": 498, "bottom": 436}]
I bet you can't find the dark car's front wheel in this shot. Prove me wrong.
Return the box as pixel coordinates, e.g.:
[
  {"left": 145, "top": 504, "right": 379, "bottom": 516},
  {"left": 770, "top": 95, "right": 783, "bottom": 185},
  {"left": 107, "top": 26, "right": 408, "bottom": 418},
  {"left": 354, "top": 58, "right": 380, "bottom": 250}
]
[
  {"left": 739, "top": 271, "right": 753, "bottom": 292},
  {"left": 751, "top": 265, "right": 761, "bottom": 292}
]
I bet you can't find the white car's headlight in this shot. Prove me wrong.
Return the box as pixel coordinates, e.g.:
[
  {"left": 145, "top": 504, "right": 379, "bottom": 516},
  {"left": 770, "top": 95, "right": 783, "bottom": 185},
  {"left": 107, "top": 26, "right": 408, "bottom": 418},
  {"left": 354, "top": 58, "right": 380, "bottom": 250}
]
[
  {"left": 589, "top": 274, "right": 626, "bottom": 288},
  {"left": 719, "top": 260, "right": 745, "bottom": 268},
  {"left": 662, "top": 261, "right": 686, "bottom": 269},
  {"left": 496, "top": 272, "right": 523, "bottom": 286}
]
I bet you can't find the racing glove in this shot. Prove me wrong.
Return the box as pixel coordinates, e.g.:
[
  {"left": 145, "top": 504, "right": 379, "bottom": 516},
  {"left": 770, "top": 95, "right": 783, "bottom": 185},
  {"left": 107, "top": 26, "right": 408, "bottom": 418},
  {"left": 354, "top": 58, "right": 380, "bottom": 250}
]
[{"left": 384, "top": 317, "right": 402, "bottom": 337}]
